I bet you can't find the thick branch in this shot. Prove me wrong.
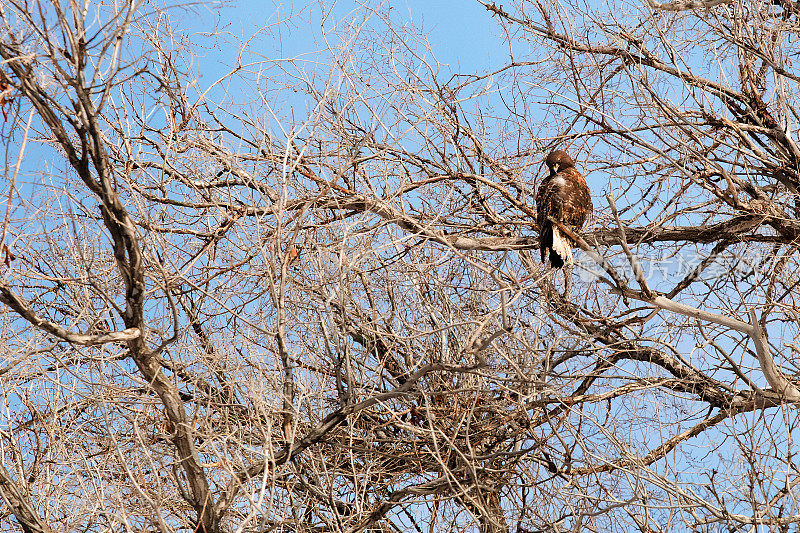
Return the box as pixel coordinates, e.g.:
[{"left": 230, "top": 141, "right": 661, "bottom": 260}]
[
  {"left": 749, "top": 309, "right": 800, "bottom": 401},
  {"left": 0, "top": 464, "right": 51, "bottom": 533},
  {"left": 644, "top": 0, "right": 732, "bottom": 11},
  {"left": 0, "top": 282, "right": 140, "bottom": 346},
  {"left": 614, "top": 287, "right": 800, "bottom": 401}
]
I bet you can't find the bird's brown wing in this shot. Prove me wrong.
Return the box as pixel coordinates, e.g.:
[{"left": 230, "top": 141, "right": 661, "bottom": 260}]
[{"left": 558, "top": 167, "right": 592, "bottom": 230}]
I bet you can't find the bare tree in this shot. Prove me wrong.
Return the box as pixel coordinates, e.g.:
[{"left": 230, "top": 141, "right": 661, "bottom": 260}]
[{"left": 1, "top": 0, "right": 799, "bottom": 531}]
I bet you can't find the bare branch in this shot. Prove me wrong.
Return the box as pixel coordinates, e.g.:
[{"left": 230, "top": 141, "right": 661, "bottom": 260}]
[
  {"left": 0, "top": 282, "right": 141, "bottom": 346},
  {"left": 0, "top": 464, "right": 51, "bottom": 533},
  {"left": 643, "top": 0, "right": 733, "bottom": 12}
]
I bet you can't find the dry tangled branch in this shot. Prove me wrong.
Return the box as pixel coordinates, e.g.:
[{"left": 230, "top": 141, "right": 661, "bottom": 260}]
[{"left": 0, "top": 0, "right": 799, "bottom": 532}]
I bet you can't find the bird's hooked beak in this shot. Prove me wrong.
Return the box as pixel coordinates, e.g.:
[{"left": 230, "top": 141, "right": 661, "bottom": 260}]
[{"left": 552, "top": 163, "right": 560, "bottom": 173}]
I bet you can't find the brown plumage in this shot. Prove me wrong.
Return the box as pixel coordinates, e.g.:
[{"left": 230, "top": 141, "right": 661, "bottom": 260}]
[{"left": 536, "top": 150, "right": 592, "bottom": 268}]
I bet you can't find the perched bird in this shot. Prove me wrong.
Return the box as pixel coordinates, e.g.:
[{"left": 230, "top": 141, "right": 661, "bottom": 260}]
[{"left": 536, "top": 150, "right": 592, "bottom": 268}]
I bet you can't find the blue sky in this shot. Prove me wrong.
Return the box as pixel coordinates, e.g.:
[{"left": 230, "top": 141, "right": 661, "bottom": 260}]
[
  {"left": 397, "top": 0, "right": 502, "bottom": 71},
  {"left": 221, "top": 0, "right": 506, "bottom": 74}
]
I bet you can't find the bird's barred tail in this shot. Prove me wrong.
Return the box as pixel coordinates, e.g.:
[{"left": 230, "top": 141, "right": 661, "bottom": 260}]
[{"left": 549, "top": 226, "right": 572, "bottom": 268}]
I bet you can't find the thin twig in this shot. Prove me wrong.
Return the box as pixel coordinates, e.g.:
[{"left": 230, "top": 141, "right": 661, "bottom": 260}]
[
  {"left": 607, "top": 194, "right": 653, "bottom": 299},
  {"left": 552, "top": 219, "right": 630, "bottom": 305}
]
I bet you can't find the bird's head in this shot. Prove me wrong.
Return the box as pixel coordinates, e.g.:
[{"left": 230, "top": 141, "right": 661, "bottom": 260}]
[{"left": 545, "top": 150, "right": 575, "bottom": 174}]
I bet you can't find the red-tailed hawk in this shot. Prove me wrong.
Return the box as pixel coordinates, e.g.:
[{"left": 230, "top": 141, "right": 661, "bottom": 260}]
[{"left": 536, "top": 150, "right": 592, "bottom": 268}]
